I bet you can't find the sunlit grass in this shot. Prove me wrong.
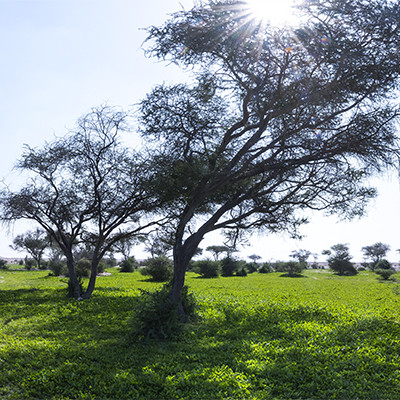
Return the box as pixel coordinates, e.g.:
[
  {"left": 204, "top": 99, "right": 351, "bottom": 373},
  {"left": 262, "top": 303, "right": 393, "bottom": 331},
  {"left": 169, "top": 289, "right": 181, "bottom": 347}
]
[{"left": 1, "top": 268, "right": 400, "bottom": 399}]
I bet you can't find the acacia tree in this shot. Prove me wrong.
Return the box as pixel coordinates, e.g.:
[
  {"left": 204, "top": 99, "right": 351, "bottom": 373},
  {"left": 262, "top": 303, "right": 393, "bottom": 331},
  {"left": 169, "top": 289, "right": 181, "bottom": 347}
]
[
  {"left": 140, "top": 0, "right": 400, "bottom": 311},
  {"left": 11, "top": 228, "right": 48, "bottom": 270},
  {"left": 362, "top": 242, "right": 390, "bottom": 270},
  {"left": 0, "top": 106, "right": 157, "bottom": 298}
]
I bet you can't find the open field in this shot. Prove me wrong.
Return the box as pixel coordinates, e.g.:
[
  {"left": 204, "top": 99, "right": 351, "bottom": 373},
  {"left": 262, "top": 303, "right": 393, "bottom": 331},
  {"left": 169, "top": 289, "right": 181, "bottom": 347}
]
[{"left": 1, "top": 268, "right": 400, "bottom": 399}]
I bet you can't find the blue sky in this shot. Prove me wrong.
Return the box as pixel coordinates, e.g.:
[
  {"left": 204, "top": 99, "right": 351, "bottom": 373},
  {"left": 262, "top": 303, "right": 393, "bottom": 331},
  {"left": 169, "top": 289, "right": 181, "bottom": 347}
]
[{"left": 1, "top": 0, "right": 399, "bottom": 263}]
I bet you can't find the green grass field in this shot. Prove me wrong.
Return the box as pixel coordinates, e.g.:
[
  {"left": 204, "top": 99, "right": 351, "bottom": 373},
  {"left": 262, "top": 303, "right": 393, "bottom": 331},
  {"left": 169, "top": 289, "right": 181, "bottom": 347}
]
[{"left": 1, "top": 268, "right": 400, "bottom": 399}]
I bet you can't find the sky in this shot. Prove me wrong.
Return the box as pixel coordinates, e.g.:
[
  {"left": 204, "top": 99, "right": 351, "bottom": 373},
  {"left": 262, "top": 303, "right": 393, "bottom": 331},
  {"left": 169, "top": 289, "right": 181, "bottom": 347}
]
[{"left": 0, "top": 0, "right": 399, "bottom": 263}]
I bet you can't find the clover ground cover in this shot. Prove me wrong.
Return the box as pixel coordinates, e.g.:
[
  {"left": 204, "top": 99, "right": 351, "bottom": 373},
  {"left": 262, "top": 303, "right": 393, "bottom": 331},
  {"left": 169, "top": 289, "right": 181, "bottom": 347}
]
[{"left": 1, "top": 268, "right": 399, "bottom": 399}]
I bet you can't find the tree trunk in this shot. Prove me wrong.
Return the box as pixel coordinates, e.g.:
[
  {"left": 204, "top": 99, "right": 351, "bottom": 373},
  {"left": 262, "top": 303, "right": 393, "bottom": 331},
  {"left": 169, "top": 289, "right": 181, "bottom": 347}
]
[
  {"left": 169, "top": 235, "right": 202, "bottom": 320},
  {"left": 83, "top": 257, "right": 100, "bottom": 299},
  {"left": 66, "top": 253, "right": 81, "bottom": 299}
]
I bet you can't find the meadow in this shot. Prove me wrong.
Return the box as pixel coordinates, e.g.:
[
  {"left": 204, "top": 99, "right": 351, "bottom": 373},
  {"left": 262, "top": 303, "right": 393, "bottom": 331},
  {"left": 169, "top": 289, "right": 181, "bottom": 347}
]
[{"left": 1, "top": 267, "right": 400, "bottom": 399}]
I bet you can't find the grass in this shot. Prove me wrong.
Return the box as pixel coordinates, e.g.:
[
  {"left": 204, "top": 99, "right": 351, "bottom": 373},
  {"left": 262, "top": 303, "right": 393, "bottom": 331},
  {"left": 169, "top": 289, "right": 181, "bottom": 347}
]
[{"left": 1, "top": 268, "right": 400, "bottom": 399}]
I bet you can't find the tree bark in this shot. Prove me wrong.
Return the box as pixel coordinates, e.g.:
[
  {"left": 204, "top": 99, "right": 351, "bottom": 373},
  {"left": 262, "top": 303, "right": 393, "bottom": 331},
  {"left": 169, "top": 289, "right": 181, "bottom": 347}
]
[
  {"left": 83, "top": 256, "right": 100, "bottom": 299},
  {"left": 65, "top": 252, "right": 81, "bottom": 299}
]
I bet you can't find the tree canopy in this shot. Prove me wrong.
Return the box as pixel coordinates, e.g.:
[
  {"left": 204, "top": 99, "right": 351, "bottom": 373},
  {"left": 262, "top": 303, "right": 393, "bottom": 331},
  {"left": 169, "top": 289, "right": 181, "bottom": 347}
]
[{"left": 140, "top": 0, "right": 400, "bottom": 306}]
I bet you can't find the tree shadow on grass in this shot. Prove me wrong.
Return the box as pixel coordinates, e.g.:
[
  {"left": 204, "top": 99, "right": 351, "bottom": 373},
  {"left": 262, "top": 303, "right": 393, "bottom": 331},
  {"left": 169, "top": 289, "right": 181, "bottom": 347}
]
[{"left": 2, "top": 289, "right": 400, "bottom": 399}]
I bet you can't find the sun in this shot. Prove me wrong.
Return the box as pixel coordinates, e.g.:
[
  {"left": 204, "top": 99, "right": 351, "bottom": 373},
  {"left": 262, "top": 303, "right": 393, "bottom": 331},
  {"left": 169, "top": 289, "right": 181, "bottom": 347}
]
[{"left": 246, "top": 0, "right": 299, "bottom": 26}]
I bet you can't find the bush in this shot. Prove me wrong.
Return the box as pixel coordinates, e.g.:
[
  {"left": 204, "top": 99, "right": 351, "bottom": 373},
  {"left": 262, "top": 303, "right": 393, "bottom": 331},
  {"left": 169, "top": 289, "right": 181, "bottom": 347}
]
[
  {"left": 259, "top": 262, "right": 273, "bottom": 273},
  {"left": 329, "top": 258, "right": 358, "bottom": 276},
  {"left": 24, "top": 258, "right": 35, "bottom": 271},
  {"left": 120, "top": 257, "right": 138, "bottom": 273},
  {"left": 275, "top": 261, "right": 304, "bottom": 277},
  {"left": 193, "top": 259, "right": 221, "bottom": 278},
  {"left": 236, "top": 267, "right": 247, "bottom": 277},
  {"left": 140, "top": 256, "right": 173, "bottom": 282},
  {"left": 75, "top": 258, "right": 91, "bottom": 278},
  {"left": 375, "top": 269, "right": 396, "bottom": 281},
  {"left": 375, "top": 259, "right": 392, "bottom": 270},
  {"left": 49, "top": 261, "right": 68, "bottom": 277},
  {"left": 0, "top": 259, "right": 8, "bottom": 270},
  {"left": 221, "top": 257, "right": 238, "bottom": 277},
  {"left": 97, "top": 261, "right": 106, "bottom": 274},
  {"left": 245, "top": 262, "right": 258, "bottom": 273},
  {"left": 131, "top": 284, "right": 196, "bottom": 340}
]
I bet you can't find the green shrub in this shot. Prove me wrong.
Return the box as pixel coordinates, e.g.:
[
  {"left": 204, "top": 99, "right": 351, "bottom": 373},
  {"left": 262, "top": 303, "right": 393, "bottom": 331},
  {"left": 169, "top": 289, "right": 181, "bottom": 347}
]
[
  {"left": 193, "top": 259, "right": 221, "bottom": 278},
  {"left": 0, "top": 259, "right": 8, "bottom": 270},
  {"left": 120, "top": 257, "right": 138, "bottom": 273},
  {"left": 236, "top": 267, "right": 247, "bottom": 277},
  {"left": 275, "top": 261, "right": 304, "bottom": 277},
  {"left": 140, "top": 256, "right": 173, "bottom": 282},
  {"left": 221, "top": 257, "right": 238, "bottom": 277},
  {"left": 24, "top": 258, "right": 35, "bottom": 271},
  {"left": 49, "top": 260, "right": 68, "bottom": 276},
  {"left": 131, "top": 284, "right": 196, "bottom": 340},
  {"left": 259, "top": 262, "right": 273, "bottom": 273},
  {"left": 375, "top": 268, "right": 396, "bottom": 280},
  {"left": 245, "top": 262, "right": 258, "bottom": 273},
  {"left": 75, "top": 258, "right": 91, "bottom": 278},
  {"left": 375, "top": 259, "right": 392, "bottom": 270}
]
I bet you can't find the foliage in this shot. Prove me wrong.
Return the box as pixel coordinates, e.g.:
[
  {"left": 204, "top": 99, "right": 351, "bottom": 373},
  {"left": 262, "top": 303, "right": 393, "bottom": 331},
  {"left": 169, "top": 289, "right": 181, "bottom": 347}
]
[
  {"left": 375, "top": 259, "right": 392, "bottom": 270},
  {"left": 24, "top": 258, "right": 36, "bottom": 271},
  {"left": 140, "top": 0, "right": 400, "bottom": 305},
  {"left": 192, "top": 259, "right": 221, "bottom": 278},
  {"left": 48, "top": 260, "right": 68, "bottom": 277},
  {"left": 131, "top": 284, "right": 197, "bottom": 341},
  {"left": 0, "top": 105, "right": 157, "bottom": 299},
  {"left": 221, "top": 257, "right": 239, "bottom": 277},
  {"left": 75, "top": 258, "right": 91, "bottom": 278},
  {"left": 206, "top": 245, "right": 230, "bottom": 260},
  {"left": 375, "top": 268, "right": 396, "bottom": 281},
  {"left": 11, "top": 228, "right": 48, "bottom": 270},
  {"left": 259, "top": 262, "right": 273, "bottom": 273},
  {"left": 140, "top": 256, "right": 173, "bottom": 282},
  {"left": 324, "top": 243, "right": 358, "bottom": 276},
  {"left": 236, "top": 267, "right": 247, "bottom": 277},
  {"left": 1, "top": 269, "right": 400, "bottom": 399},
  {"left": 119, "top": 257, "right": 138, "bottom": 273},
  {"left": 0, "top": 259, "right": 8, "bottom": 270},
  {"left": 245, "top": 262, "right": 258, "bottom": 273},
  {"left": 362, "top": 242, "right": 391, "bottom": 270},
  {"left": 275, "top": 261, "right": 305, "bottom": 277}
]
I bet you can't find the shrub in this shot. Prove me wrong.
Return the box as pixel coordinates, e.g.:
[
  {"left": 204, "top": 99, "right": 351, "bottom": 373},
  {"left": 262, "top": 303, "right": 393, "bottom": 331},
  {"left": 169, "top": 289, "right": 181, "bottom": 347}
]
[
  {"left": 375, "top": 259, "right": 392, "bottom": 270},
  {"left": 236, "top": 267, "right": 247, "bottom": 277},
  {"left": 259, "top": 262, "right": 273, "bottom": 273},
  {"left": 245, "top": 262, "right": 258, "bottom": 273},
  {"left": 221, "top": 257, "right": 238, "bottom": 277},
  {"left": 97, "top": 261, "right": 106, "bottom": 274},
  {"left": 131, "top": 284, "right": 197, "bottom": 340},
  {"left": 75, "top": 258, "right": 91, "bottom": 278},
  {"left": 375, "top": 269, "right": 396, "bottom": 281},
  {"left": 49, "top": 261, "right": 68, "bottom": 276},
  {"left": 0, "top": 259, "right": 8, "bottom": 270},
  {"left": 140, "top": 256, "right": 173, "bottom": 282},
  {"left": 193, "top": 259, "right": 221, "bottom": 278},
  {"left": 276, "top": 261, "right": 304, "bottom": 277},
  {"left": 24, "top": 258, "right": 35, "bottom": 271},
  {"left": 120, "top": 257, "right": 138, "bottom": 273}
]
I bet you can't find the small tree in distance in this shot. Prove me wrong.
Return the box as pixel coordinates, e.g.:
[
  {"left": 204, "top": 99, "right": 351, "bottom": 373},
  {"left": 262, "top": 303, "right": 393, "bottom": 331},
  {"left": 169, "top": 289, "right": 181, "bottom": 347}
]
[
  {"left": 362, "top": 242, "right": 391, "bottom": 270},
  {"left": 323, "top": 244, "right": 358, "bottom": 276},
  {"left": 11, "top": 228, "right": 48, "bottom": 270}
]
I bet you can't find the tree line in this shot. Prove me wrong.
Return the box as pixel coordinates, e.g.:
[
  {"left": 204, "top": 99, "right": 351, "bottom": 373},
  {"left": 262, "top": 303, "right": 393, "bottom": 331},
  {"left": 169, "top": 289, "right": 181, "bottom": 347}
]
[{"left": 1, "top": 0, "right": 400, "bottom": 316}]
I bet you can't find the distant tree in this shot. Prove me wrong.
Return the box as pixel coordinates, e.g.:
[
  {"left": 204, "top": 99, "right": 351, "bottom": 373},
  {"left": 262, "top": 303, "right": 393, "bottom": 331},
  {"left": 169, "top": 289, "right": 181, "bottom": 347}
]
[
  {"left": 0, "top": 106, "right": 158, "bottom": 299},
  {"left": 290, "top": 249, "right": 311, "bottom": 268},
  {"left": 113, "top": 236, "right": 145, "bottom": 262},
  {"left": 141, "top": 0, "right": 400, "bottom": 313},
  {"left": 248, "top": 254, "right": 261, "bottom": 263},
  {"left": 0, "top": 259, "right": 8, "bottom": 270},
  {"left": 11, "top": 228, "right": 48, "bottom": 270},
  {"left": 362, "top": 242, "right": 391, "bottom": 270},
  {"left": 206, "top": 245, "right": 230, "bottom": 261},
  {"left": 275, "top": 261, "right": 304, "bottom": 277},
  {"left": 323, "top": 244, "right": 357, "bottom": 276}
]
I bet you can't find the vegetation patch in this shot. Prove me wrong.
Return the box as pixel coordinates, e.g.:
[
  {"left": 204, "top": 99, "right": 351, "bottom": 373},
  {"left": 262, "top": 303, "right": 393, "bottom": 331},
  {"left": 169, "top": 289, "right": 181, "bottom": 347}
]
[{"left": 1, "top": 268, "right": 400, "bottom": 399}]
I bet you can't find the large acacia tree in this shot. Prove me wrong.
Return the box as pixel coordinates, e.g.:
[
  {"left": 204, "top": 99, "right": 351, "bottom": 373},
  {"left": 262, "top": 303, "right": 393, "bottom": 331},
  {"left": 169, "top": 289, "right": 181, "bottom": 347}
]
[
  {"left": 139, "top": 0, "right": 400, "bottom": 308},
  {"left": 0, "top": 106, "right": 157, "bottom": 298}
]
